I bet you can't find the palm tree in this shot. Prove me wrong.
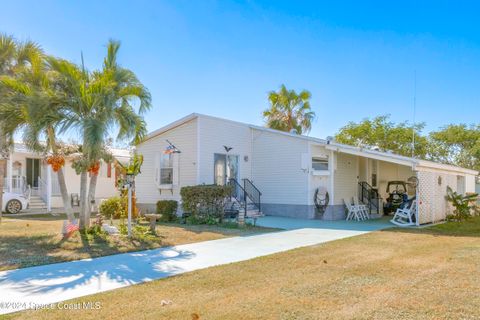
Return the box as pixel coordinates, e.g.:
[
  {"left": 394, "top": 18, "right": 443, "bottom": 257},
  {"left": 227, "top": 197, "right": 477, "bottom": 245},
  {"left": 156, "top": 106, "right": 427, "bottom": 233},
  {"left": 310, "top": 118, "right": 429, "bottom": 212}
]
[
  {"left": 263, "top": 84, "right": 316, "bottom": 134},
  {"left": 0, "top": 35, "right": 77, "bottom": 222},
  {"left": 0, "top": 34, "right": 17, "bottom": 219},
  {"left": 51, "top": 40, "right": 151, "bottom": 228},
  {"left": 82, "top": 41, "right": 150, "bottom": 228}
]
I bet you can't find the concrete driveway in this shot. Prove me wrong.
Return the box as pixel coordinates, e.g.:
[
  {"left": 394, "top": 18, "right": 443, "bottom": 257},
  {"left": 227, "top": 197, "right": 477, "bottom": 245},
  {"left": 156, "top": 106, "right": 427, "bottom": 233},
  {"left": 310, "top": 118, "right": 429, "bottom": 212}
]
[{"left": 0, "top": 217, "right": 391, "bottom": 315}]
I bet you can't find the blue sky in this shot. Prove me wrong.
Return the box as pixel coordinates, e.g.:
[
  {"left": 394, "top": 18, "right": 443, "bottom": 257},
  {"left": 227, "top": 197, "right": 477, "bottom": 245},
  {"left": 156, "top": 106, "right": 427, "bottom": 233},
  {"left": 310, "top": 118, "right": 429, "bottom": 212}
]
[{"left": 1, "top": 0, "right": 479, "bottom": 139}]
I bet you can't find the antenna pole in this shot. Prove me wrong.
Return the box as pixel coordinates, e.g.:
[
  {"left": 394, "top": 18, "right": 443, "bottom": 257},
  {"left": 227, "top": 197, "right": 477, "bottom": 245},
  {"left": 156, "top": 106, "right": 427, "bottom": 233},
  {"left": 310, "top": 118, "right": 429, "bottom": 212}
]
[{"left": 412, "top": 70, "right": 417, "bottom": 158}]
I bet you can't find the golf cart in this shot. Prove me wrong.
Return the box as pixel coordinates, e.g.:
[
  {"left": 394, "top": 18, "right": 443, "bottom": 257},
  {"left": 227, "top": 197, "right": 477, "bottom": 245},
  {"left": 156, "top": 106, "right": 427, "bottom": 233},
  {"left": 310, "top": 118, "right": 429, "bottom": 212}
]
[{"left": 383, "top": 181, "right": 409, "bottom": 215}]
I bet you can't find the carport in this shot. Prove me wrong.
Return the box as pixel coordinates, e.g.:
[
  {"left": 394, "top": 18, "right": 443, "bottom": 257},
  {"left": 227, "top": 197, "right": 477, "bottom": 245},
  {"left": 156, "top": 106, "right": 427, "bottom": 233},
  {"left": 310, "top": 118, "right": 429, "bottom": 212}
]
[{"left": 325, "top": 143, "right": 478, "bottom": 225}]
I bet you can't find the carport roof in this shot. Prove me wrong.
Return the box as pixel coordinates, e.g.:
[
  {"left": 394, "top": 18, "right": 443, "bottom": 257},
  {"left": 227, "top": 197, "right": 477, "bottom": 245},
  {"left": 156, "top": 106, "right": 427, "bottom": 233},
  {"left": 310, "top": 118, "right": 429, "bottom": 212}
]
[{"left": 325, "top": 142, "right": 478, "bottom": 176}]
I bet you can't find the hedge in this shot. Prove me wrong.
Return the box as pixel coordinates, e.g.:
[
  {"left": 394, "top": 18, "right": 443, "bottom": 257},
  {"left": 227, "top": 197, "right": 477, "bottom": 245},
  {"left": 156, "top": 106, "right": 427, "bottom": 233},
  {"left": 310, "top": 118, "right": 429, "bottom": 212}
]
[
  {"left": 180, "top": 184, "right": 232, "bottom": 223},
  {"left": 156, "top": 200, "right": 178, "bottom": 222}
]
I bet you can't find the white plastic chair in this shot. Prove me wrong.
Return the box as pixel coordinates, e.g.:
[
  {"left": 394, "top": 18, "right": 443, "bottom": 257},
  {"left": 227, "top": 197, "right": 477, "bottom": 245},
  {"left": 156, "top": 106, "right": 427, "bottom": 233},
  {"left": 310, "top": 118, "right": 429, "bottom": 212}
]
[
  {"left": 353, "top": 197, "right": 369, "bottom": 220},
  {"left": 391, "top": 200, "right": 417, "bottom": 226},
  {"left": 344, "top": 198, "right": 361, "bottom": 221}
]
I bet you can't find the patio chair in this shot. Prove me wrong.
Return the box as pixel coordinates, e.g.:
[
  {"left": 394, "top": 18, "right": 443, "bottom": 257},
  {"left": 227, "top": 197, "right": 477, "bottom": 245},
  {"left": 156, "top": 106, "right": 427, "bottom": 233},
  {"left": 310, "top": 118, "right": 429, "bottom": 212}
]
[
  {"left": 390, "top": 200, "right": 417, "bottom": 227},
  {"left": 344, "top": 198, "right": 361, "bottom": 221},
  {"left": 353, "top": 197, "right": 369, "bottom": 220}
]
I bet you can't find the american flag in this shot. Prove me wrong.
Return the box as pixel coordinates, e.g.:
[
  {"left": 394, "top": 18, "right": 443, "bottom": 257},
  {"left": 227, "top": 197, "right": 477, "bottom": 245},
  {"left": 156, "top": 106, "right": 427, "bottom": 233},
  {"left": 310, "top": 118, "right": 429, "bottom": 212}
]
[
  {"left": 164, "top": 140, "right": 181, "bottom": 154},
  {"left": 164, "top": 145, "right": 175, "bottom": 154},
  {"left": 64, "top": 221, "right": 79, "bottom": 238}
]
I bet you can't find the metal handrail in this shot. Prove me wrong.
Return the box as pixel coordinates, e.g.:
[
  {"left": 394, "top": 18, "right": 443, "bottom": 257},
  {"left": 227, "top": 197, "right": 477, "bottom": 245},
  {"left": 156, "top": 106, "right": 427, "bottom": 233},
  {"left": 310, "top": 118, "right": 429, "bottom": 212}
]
[
  {"left": 243, "top": 178, "right": 261, "bottom": 212},
  {"left": 38, "top": 176, "right": 49, "bottom": 204},
  {"left": 228, "top": 178, "right": 246, "bottom": 204},
  {"left": 358, "top": 181, "right": 380, "bottom": 213},
  {"left": 24, "top": 185, "right": 31, "bottom": 201}
]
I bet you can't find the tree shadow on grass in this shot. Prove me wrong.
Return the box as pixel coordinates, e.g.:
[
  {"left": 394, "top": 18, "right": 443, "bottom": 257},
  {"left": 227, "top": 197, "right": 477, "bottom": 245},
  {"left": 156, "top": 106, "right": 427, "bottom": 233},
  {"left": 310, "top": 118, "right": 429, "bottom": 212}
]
[
  {"left": 157, "top": 221, "right": 278, "bottom": 238},
  {"left": 0, "top": 230, "right": 166, "bottom": 271},
  {"left": 0, "top": 247, "right": 196, "bottom": 295}
]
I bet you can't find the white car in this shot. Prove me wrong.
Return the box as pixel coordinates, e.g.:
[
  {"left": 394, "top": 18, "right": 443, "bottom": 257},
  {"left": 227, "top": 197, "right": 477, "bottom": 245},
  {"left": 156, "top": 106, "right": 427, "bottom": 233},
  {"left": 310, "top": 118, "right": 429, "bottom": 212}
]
[{"left": 2, "top": 192, "right": 29, "bottom": 214}]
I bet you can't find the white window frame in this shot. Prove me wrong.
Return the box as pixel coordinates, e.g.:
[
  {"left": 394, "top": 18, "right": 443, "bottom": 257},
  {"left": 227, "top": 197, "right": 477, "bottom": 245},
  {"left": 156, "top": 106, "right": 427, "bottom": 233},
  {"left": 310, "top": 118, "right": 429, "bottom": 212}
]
[
  {"left": 155, "top": 152, "right": 179, "bottom": 189},
  {"left": 160, "top": 153, "right": 174, "bottom": 186},
  {"left": 311, "top": 156, "right": 330, "bottom": 175}
]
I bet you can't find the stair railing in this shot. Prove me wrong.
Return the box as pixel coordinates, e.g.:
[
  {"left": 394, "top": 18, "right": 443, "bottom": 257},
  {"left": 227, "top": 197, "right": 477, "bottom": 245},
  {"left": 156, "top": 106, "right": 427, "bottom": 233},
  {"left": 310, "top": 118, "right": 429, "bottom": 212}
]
[
  {"left": 358, "top": 181, "right": 380, "bottom": 214},
  {"left": 243, "top": 178, "right": 261, "bottom": 212},
  {"left": 38, "top": 176, "right": 49, "bottom": 204},
  {"left": 227, "top": 178, "right": 247, "bottom": 218}
]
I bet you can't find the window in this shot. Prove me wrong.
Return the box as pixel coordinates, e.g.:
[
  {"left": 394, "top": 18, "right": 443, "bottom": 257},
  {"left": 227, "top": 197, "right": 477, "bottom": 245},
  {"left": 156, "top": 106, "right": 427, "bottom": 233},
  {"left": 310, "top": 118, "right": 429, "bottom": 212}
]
[
  {"left": 312, "top": 157, "right": 328, "bottom": 171},
  {"left": 160, "top": 153, "right": 173, "bottom": 185}
]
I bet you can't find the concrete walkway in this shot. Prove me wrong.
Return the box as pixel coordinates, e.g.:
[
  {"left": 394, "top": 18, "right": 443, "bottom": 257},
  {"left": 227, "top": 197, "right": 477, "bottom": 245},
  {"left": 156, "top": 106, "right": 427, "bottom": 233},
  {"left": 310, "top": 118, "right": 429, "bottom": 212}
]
[{"left": 0, "top": 217, "right": 391, "bottom": 315}]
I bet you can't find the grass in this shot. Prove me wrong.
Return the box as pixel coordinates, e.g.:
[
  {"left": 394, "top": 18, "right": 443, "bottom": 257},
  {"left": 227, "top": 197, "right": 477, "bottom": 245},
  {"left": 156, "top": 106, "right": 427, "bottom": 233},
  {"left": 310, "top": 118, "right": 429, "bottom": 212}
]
[
  {"left": 6, "top": 216, "right": 480, "bottom": 320},
  {"left": 0, "top": 214, "right": 275, "bottom": 271}
]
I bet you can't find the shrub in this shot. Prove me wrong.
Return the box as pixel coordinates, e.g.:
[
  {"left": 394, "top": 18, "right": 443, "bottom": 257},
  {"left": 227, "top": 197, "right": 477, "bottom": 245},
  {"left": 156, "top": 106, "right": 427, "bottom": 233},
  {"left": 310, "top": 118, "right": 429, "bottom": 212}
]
[
  {"left": 99, "top": 197, "right": 125, "bottom": 220},
  {"left": 180, "top": 184, "right": 232, "bottom": 224},
  {"left": 445, "top": 186, "right": 479, "bottom": 221},
  {"left": 99, "top": 195, "right": 139, "bottom": 220},
  {"left": 156, "top": 200, "right": 178, "bottom": 222}
]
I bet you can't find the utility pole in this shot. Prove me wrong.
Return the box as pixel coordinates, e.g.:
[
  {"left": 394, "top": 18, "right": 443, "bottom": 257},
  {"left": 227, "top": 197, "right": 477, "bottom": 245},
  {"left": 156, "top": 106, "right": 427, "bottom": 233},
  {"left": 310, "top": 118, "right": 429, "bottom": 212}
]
[{"left": 411, "top": 70, "right": 417, "bottom": 158}]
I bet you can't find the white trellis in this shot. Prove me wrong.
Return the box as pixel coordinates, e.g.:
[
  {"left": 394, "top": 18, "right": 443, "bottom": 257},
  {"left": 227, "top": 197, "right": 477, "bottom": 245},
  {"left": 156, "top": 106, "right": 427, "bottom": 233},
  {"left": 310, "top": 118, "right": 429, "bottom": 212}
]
[{"left": 416, "top": 170, "right": 457, "bottom": 225}]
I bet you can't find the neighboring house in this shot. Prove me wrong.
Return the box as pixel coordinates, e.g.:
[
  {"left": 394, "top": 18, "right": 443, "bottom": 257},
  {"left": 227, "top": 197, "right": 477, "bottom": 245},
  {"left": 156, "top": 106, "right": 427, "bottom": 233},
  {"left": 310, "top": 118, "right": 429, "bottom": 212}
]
[
  {"left": 2, "top": 142, "right": 130, "bottom": 212},
  {"left": 136, "top": 113, "right": 478, "bottom": 225}
]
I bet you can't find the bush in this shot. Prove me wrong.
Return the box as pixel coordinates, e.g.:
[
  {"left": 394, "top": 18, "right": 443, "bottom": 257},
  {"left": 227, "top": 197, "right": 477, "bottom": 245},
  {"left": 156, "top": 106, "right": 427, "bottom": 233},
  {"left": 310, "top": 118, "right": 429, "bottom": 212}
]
[
  {"left": 180, "top": 184, "right": 232, "bottom": 224},
  {"left": 156, "top": 200, "right": 178, "bottom": 222},
  {"left": 99, "top": 197, "right": 125, "bottom": 220},
  {"left": 445, "top": 186, "right": 479, "bottom": 221},
  {"left": 99, "top": 195, "right": 139, "bottom": 220}
]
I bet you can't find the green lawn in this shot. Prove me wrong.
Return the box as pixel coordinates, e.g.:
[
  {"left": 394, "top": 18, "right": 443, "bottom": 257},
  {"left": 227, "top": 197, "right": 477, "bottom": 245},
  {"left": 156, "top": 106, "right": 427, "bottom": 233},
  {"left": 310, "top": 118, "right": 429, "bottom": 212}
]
[
  {"left": 7, "top": 216, "right": 480, "bottom": 320},
  {"left": 0, "top": 214, "right": 275, "bottom": 271}
]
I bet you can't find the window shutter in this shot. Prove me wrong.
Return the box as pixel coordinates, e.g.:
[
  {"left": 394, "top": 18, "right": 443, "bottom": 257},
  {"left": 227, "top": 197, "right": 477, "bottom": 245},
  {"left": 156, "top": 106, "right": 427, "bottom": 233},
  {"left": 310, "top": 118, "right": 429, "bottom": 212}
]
[
  {"left": 107, "top": 162, "right": 111, "bottom": 178},
  {"left": 154, "top": 153, "right": 160, "bottom": 186},
  {"left": 172, "top": 154, "right": 179, "bottom": 186}
]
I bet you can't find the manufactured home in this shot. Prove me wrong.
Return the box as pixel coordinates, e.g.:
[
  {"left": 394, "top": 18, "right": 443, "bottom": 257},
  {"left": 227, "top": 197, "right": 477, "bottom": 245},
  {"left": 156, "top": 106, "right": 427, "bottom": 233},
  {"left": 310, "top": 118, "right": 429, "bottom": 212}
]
[
  {"left": 2, "top": 143, "right": 129, "bottom": 212},
  {"left": 136, "top": 113, "right": 478, "bottom": 225}
]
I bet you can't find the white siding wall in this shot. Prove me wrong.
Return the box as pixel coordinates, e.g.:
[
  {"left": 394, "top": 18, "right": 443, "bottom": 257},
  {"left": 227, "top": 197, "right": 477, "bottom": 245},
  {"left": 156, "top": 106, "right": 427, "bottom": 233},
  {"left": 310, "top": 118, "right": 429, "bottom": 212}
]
[
  {"left": 251, "top": 129, "right": 309, "bottom": 205},
  {"left": 333, "top": 152, "right": 358, "bottom": 205},
  {"left": 465, "top": 174, "right": 476, "bottom": 193},
  {"left": 197, "top": 116, "right": 252, "bottom": 184},
  {"left": 56, "top": 162, "right": 117, "bottom": 199},
  {"left": 9, "top": 153, "right": 119, "bottom": 208},
  {"left": 136, "top": 118, "right": 198, "bottom": 204}
]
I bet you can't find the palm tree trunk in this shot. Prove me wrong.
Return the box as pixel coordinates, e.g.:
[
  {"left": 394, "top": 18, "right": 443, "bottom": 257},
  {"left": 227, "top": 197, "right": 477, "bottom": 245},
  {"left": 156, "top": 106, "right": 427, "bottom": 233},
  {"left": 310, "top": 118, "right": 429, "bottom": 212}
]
[
  {"left": 0, "top": 159, "right": 5, "bottom": 223},
  {"left": 86, "top": 172, "right": 98, "bottom": 228},
  {"left": 46, "top": 127, "right": 75, "bottom": 223},
  {"left": 56, "top": 168, "right": 75, "bottom": 222},
  {"left": 79, "top": 171, "right": 87, "bottom": 229}
]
